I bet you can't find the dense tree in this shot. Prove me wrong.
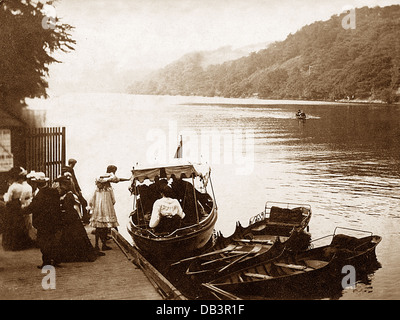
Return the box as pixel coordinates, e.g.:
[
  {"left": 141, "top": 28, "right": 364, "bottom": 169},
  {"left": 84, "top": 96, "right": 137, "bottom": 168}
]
[
  {"left": 0, "top": 0, "right": 75, "bottom": 119},
  {"left": 130, "top": 5, "right": 400, "bottom": 103}
]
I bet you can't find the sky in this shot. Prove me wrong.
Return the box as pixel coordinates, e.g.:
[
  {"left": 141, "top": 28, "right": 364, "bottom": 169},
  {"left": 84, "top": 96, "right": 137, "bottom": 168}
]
[{"left": 45, "top": 0, "right": 400, "bottom": 95}]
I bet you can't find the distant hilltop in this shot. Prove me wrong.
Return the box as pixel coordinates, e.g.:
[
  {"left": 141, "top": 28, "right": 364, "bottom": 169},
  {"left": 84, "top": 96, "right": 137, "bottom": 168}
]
[{"left": 128, "top": 5, "right": 400, "bottom": 104}]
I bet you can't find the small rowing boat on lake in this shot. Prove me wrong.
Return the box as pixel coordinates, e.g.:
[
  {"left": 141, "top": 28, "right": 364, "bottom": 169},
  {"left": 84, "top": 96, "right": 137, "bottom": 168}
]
[{"left": 296, "top": 110, "right": 306, "bottom": 120}]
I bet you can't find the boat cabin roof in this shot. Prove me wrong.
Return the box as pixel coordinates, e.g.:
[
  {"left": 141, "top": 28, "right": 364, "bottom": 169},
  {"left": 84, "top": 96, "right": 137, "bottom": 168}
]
[{"left": 132, "top": 162, "right": 210, "bottom": 183}]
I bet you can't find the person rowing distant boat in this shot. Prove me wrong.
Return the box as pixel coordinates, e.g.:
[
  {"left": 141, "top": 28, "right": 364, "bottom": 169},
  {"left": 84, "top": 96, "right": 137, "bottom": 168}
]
[{"left": 296, "top": 110, "right": 306, "bottom": 119}]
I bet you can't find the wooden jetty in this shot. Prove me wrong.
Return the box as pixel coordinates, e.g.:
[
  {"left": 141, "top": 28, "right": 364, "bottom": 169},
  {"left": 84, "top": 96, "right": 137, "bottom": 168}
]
[{"left": 0, "top": 228, "right": 185, "bottom": 300}]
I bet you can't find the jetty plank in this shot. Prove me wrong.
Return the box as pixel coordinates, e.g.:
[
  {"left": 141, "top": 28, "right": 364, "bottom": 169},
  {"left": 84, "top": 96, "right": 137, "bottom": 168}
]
[
  {"left": 112, "top": 230, "right": 187, "bottom": 300},
  {"left": 0, "top": 230, "right": 162, "bottom": 300}
]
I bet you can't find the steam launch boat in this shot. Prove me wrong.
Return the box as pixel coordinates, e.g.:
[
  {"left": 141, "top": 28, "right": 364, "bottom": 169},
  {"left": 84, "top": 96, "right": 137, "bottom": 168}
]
[{"left": 128, "top": 162, "right": 218, "bottom": 263}]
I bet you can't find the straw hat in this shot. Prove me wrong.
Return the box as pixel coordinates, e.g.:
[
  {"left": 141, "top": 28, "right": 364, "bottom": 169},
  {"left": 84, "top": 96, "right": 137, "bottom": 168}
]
[
  {"left": 31, "top": 172, "right": 49, "bottom": 182},
  {"left": 26, "top": 171, "right": 37, "bottom": 179}
]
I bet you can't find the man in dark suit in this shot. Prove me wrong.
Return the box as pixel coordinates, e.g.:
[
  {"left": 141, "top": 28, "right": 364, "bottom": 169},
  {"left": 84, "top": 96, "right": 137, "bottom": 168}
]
[{"left": 30, "top": 172, "right": 63, "bottom": 268}]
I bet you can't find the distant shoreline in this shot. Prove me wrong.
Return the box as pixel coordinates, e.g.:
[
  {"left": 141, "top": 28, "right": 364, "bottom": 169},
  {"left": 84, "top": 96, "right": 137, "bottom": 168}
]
[
  {"left": 125, "top": 93, "right": 398, "bottom": 106},
  {"left": 172, "top": 95, "right": 398, "bottom": 106},
  {"left": 333, "top": 98, "right": 399, "bottom": 105},
  {"left": 26, "top": 93, "right": 399, "bottom": 110}
]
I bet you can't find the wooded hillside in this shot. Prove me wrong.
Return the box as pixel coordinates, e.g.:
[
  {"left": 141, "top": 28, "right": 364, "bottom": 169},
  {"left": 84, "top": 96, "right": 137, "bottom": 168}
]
[{"left": 129, "top": 5, "right": 400, "bottom": 103}]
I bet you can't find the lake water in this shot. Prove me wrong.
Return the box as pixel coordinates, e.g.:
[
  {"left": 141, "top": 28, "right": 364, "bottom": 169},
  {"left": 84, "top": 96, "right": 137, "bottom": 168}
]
[{"left": 29, "top": 93, "right": 400, "bottom": 300}]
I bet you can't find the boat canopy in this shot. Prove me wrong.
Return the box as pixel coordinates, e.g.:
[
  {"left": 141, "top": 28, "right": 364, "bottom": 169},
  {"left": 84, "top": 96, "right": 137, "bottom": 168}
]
[{"left": 132, "top": 162, "right": 211, "bottom": 183}]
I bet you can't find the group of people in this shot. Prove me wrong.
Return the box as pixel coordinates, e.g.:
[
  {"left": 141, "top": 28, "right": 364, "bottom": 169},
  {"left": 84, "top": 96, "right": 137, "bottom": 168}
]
[
  {"left": 132, "top": 175, "right": 213, "bottom": 234},
  {"left": 1, "top": 160, "right": 129, "bottom": 268}
]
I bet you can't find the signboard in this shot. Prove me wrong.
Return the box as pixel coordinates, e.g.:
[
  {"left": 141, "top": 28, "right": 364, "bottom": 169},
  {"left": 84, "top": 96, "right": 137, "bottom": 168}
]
[{"left": 0, "top": 129, "right": 14, "bottom": 172}]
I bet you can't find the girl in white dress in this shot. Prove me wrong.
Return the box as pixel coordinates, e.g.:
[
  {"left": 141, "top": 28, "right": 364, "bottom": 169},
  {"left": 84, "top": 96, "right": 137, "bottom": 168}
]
[{"left": 89, "top": 165, "right": 129, "bottom": 251}]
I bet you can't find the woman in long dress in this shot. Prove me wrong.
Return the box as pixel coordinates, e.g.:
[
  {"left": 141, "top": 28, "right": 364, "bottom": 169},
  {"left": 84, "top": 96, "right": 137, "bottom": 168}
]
[
  {"left": 89, "top": 165, "right": 129, "bottom": 251},
  {"left": 55, "top": 175, "right": 99, "bottom": 262},
  {"left": 2, "top": 167, "right": 34, "bottom": 251},
  {"left": 21, "top": 173, "right": 37, "bottom": 242}
]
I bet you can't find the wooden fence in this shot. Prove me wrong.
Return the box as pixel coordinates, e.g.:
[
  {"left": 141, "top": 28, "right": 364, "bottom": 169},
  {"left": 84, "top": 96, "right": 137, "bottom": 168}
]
[{"left": 25, "top": 127, "right": 66, "bottom": 183}]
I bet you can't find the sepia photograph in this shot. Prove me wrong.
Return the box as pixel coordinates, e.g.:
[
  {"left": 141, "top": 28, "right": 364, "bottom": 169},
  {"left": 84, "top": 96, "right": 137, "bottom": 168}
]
[{"left": 1, "top": 0, "right": 399, "bottom": 305}]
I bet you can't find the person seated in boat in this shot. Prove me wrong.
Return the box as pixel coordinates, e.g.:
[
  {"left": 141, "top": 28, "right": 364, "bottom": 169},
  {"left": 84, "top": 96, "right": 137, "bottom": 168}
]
[
  {"left": 137, "top": 182, "right": 160, "bottom": 214},
  {"left": 132, "top": 184, "right": 152, "bottom": 222},
  {"left": 153, "top": 175, "right": 169, "bottom": 191},
  {"left": 149, "top": 185, "right": 185, "bottom": 234},
  {"left": 171, "top": 175, "right": 185, "bottom": 202},
  {"left": 171, "top": 176, "right": 212, "bottom": 224},
  {"left": 149, "top": 176, "right": 175, "bottom": 200},
  {"left": 171, "top": 176, "right": 197, "bottom": 223}
]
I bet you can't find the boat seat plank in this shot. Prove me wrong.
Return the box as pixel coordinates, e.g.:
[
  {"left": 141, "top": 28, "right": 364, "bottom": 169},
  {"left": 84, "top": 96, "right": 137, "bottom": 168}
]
[
  {"left": 267, "top": 221, "right": 299, "bottom": 227},
  {"left": 273, "top": 262, "right": 313, "bottom": 271},
  {"left": 244, "top": 272, "right": 274, "bottom": 280},
  {"left": 233, "top": 238, "right": 274, "bottom": 245}
]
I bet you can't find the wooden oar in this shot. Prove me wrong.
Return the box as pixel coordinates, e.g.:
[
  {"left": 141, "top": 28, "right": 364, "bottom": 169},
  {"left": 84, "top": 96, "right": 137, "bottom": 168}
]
[
  {"left": 199, "top": 246, "right": 257, "bottom": 266},
  {"left": 233, "top": 238, "right": 274, "bottom": 245},
  {"left": 200, "top": 252, "right": 244, "bottom": 266},
  {"left": 170, "top": 244, "right": 237, "bottom": 266},
  {"left": 218, "top": 244, "right": 262, "bottom": 273},
  {"left": 202, "top": 283, "right": 242, "bottom": 300}
]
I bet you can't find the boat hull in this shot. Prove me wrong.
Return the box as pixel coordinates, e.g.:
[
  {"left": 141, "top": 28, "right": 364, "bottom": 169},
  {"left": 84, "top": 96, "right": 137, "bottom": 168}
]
[
  {"left": 235, "top": 205, "right": 312, "bottom": 238},
  {"left": 186, "top": 238, "right": 285, "bottom": 283},
  {"left": 207, "top": 233, "right": 382, "bottom": 299},
  {"left": 185, "top": 227, "right": 311, "bottom": 283},
  {"left": 128, "top": 207, "right": 218, "bottom": 263},
  {"left": 308, "top": 234, "right": 382, "bottom": 274},
  {"left": 208, "top": 249, "right": 336, "bottom": 298}
]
